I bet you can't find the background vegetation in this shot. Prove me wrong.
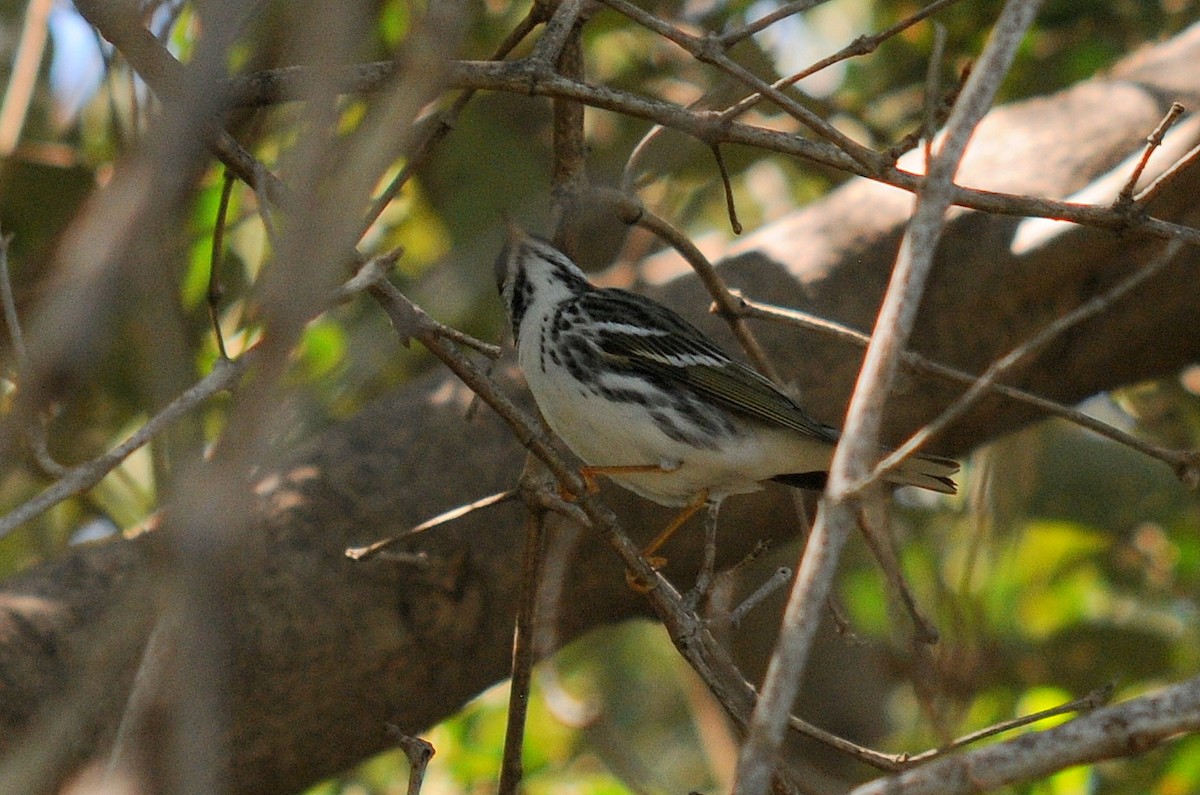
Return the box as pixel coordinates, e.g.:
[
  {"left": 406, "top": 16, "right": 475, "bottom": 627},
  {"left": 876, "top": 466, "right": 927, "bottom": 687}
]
[{"left": 1, "top": 1, "right": 1199, "bottom": 793}]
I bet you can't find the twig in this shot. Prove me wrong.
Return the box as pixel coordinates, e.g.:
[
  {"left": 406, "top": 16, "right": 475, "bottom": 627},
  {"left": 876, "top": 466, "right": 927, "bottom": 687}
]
[
  {"left": 1, "top": 230, "right": 66, "bottom": 478},
  {"left": 208, "top": 171, "right": 236, "bottom": 361},
  {"left": 0, "top": 231, "right": 26, "bottom": 362},
  {"left": 856, "top": 505, "right": 939, "bottom": 645},
  {"left": 1115, "top": 102, "right": 1186, "bottom": 208},
  {"left": 710, "top": 144, "right": 743, "bottom": 234},
  {"left": 732, "top": 294, "right": 1200, "bottom": 483},
  {"left": 497, "top": 508, "right": 547, "bottom": 795},
  {"left": 385, "top": 728, "right": 435, "bottom": 795},
  {"left": 356, "top": 8, "right": 542, "bottom": 241},
  {"left": 734, "top": 5, "right": 1045, "bottom": 793},
  {"left": 846, "top": 679, "right": 1196, "bottom": 795},
  {"left": 717, "top": 0, "right": 828, "bottom": 47},
  {"left": 864, "top": 238, "right": 1192, "bottom": 494},
  {"left": 345, "top": 489, "right": 517, "bottom": 561},
  {"left": 718, "top": 0, "right": 968, "bottom": 128},
  {"left": 728, "top": 567, "right": 791, "bottom": 629},
  {"left": 684, "top": 500, "right": 721, "bottom": 610},
  {"left": 599, "top": 0, "right": 881, "bottom": 170},
  {"left": 918, "top": 684, "right": 1114, "bottom": 762},
  {"left": 785, "top": 685, "right": 1112, "bottom": 774},
  {"left": 585, "top": 186, "right": 783, "bottom": 384},
  {"left": 0, "top": 354, "right": 251, "bottom": 539},
  {"left": 331, "top": 249, "right": 403, "bottom": 302},
  {"left": 335, "top": 249, "right": 502, "bottom": 358},
  {"left": 0, "top": 0, "right": 52, "bottom": 155}
]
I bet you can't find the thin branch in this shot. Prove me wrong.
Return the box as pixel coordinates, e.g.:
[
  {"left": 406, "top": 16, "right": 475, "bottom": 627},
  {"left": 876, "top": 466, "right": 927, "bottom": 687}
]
[
  {"left": 718, "top": 0, "right": 829, "bottom": 48},
  {"left": 711, "top": 144, "right": 743, "bottom": 234},
  {"left": 0, "top": 0, "right": 53, "bottom": 155},
  {"left": 1116, "top": 102, "right": 1186, "bottom": 208},
  {"left": 848, "top": 678, "right": 1200, "bottom": 795},
  {"left": 208, "top": 171, "right": 236, "bottom": 361},
  {"left": 0, "top": 354, "right": 250, "bottom": 539},
  {"left": 497, "top": 508, "right": 547, "bottom": 795},
  {"left": 718, "top": 0, "right": 968, "bottom": 126},
  {"left": 734, "top": 4, "right": 1045, "bottom": 793},
  {"left": 683, "top": 500, "right": 721, "bottom": 610},
  {"left": 916, "top": 684, "right": 1114, "bottom": 762},
  {"left": 856, "top": 505, "right": 939, "bottom": 645},
  {"left": 356, "top": 10, "right": 541, "bottom": 241},
  {"left": 384, "top": 729, "right": 435, "bottom": 795},
  {"left": 585, "top": 186, "right": 783, "bottom": 384},
  {"left": 338, "top": 249, "right": 502, "bottom": 358},
  {"left": 787, "top": 684, "right": 1114, "bottom": 774},
  {"left": 731, "top": 294, "right": 1200, "bottom": 481},
  {"left": 598, "top": 0, "right": 882, "bottom": 170},
  {"left": 1, "top": 230, "right": 66, "bottom": 478},
  {"left": 728, "top": 566, "right": 791, "bottom": 629},
  {"left": 0, "top": 230, "right": 27, "bottom": 361},
  {"left": 345, "top": 489, "right": 517, "bottom": 561},
  {"left": 865, "top": 238, "right": 1195, "bottom": 493}
]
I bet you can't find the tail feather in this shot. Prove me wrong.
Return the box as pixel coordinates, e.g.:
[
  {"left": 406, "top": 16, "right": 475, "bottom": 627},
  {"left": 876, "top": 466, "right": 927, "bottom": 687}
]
[
  {"left": 771, "top": 453, "right": 959, "bottom": 495},
  {"left": 885, "top": 452, "right": 959, "bottom": 494}
]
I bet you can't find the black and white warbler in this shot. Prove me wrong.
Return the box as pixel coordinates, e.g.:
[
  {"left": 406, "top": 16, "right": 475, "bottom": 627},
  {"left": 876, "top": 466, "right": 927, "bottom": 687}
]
[{"left": 495, "top": 224, "right": 957, "bottom": 550}]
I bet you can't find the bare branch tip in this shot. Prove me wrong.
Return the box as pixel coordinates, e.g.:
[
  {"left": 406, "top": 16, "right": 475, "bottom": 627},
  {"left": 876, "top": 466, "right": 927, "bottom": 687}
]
[{"left": 1176, "top": 451, "right": 1200, "bottom": 489}]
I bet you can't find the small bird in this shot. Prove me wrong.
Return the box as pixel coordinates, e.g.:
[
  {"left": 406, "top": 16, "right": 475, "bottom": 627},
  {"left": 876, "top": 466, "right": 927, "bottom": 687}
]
[{"left": 495, "top": 224, "right": 957, "bottom": 556}]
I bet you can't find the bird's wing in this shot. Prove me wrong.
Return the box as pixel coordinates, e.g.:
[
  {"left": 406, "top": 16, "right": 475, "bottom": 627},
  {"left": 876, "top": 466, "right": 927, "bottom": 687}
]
[{"left": 582, "top": 289, "right": 839, "bottom": 443}]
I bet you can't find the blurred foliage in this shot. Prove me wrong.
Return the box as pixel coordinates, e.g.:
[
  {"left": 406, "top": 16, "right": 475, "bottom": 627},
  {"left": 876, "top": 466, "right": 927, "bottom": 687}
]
[{"left": 0, "top": 0, "right": 1198, "bottom": 793}]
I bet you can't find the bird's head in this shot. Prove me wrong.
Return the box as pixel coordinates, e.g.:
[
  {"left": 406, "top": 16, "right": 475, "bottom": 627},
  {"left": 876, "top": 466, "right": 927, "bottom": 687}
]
[{"left": 494, "top": 221, "right": 590, "bottom": 343}]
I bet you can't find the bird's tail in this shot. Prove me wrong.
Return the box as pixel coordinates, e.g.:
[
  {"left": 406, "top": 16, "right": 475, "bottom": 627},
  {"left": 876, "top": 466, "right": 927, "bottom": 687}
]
[{"left": 885, "top": 452, "right": 959, "bottom": 494}]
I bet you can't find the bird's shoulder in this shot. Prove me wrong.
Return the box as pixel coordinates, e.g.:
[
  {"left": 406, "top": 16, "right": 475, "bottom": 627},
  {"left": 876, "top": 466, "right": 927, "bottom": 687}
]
[
  {"left": 576, "top": 288, "right": 731, "bottom": 361},
  {"left": 576, "top": 290, "right": 838, "bottom": 442}
]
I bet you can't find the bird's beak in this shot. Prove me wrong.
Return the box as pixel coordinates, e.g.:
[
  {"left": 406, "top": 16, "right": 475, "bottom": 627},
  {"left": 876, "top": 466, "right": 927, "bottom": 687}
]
[{"left": 502, "top": 213, "right": 528, "bottom": 247}]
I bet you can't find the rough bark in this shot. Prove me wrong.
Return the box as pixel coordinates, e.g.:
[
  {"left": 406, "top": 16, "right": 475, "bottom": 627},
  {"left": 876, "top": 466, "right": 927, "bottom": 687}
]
[{"left": 2, "top": 24, "right": 1200, "bottom": 795}]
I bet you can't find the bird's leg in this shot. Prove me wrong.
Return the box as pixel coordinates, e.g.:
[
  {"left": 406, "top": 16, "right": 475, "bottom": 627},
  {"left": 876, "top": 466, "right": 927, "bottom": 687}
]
[
  {"left": 564, "top": 459, "right": 682, "bottom": 499},
  {"left": 625, "top": 489, "right": 709, "bottom": 592},
  {"left": 644, "top": 489, "right": 709, "bottom": 560}
]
